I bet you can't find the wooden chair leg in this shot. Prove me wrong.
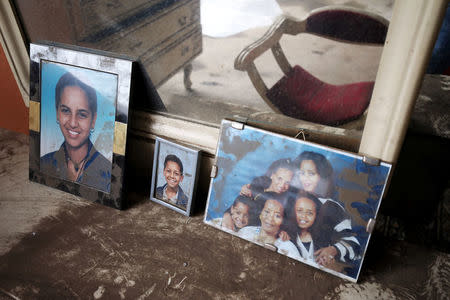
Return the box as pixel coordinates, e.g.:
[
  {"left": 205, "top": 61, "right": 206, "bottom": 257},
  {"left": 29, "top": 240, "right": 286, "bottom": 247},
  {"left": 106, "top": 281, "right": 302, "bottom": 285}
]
[{"left": 183, "top": 63, "right": 193, "bottom": 90}]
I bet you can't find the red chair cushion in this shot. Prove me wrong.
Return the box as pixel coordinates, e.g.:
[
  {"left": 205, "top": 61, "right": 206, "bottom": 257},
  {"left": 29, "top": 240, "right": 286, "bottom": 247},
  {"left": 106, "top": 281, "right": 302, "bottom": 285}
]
[{"left": 266, "top": 65, "right": 374, "bottom": 125}]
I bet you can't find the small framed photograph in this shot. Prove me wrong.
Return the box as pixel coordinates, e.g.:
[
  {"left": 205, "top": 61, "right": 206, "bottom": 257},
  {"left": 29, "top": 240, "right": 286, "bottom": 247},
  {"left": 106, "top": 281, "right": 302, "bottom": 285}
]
[
  {"left": 29, "top": 42, "right": 133, "bottom": 209},
  {"left": 150, "top": 137, "right": 200, "bottom": 216},
  {"left": 204, "top": 120, "right": 392, "bottom": 282}
]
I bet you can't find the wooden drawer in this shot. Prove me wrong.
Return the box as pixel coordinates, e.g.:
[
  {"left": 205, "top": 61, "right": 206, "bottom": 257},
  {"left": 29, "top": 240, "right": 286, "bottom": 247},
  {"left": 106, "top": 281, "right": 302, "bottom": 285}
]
[
  {"left": 97, "top": 0, "right": 200, "bottom": 56},
  {"left": 74, "top": 0, "right": 156, "bottom": 41},
  {"left": 76, "top": 0, "right": 202, "bottom": 42},
  {"left": 16, "top": 0, "right": 202, "bottom": 89}
]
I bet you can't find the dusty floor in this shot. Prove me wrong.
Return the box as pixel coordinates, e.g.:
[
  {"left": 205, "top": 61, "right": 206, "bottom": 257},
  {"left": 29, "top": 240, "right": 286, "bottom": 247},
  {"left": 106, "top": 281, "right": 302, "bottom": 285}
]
[
  {"left": 0, "top": 128, "right": 449, "bottom": 299},
  {"left": 2, "top": 0, "right": 449, "bottom": 298}
]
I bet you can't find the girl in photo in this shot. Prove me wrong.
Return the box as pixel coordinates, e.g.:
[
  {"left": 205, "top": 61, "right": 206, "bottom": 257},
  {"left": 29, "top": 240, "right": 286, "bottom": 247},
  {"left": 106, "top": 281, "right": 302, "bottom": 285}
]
[
  {"left": 224, "top": 158, "right": 294, "bottom": 232},
  {"left": 240, "top": 158, "right": 295, "bottom": 206},
  {"left": 291, "top": 190, "right": 337, "bottom": 266},
  {"left": 238, "top": 192, "right": 301, "bottom": 260},
  {"left": 216, "top": 195, "right": 252, "bottom": 232},
  {"left": 292, "top": 151, "right": 360, "bottom": 265}
]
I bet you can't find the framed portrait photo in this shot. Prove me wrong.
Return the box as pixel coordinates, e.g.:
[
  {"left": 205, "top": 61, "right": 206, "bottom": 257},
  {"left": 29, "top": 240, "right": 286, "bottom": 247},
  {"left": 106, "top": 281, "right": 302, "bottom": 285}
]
[
  {"left": 29, "top": 42, "right": 134, "bottom": 209},
  {"left": 204, "top": 120, "right": 392, "bottom": 282},
  {"left": 150, "top": 137, "right": 200, "bottom": 216}
]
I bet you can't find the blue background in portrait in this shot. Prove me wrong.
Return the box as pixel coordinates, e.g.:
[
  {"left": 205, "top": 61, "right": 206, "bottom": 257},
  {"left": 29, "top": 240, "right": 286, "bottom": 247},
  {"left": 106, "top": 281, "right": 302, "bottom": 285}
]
[
  {"left": 156, "top": 141, "right": 198, "bottom": 199},
  {"left": 40, "top": 61, "right": 117, "bottom": 161},
  {"left": 206, "top": 123, "right": 390, "bottom": 221}
]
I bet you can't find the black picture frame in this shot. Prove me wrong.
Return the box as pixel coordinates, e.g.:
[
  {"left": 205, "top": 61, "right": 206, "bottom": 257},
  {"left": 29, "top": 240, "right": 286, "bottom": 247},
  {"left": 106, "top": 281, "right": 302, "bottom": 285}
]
[{"left": 29, "top": 42, "right": 134, "bottom": 209}]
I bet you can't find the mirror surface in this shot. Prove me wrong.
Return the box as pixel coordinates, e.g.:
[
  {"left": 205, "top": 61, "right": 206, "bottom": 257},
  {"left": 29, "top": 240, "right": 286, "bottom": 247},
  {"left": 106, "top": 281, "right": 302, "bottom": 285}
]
[{"left": 13, "top": 0, "right": 393, "bottom": 128}]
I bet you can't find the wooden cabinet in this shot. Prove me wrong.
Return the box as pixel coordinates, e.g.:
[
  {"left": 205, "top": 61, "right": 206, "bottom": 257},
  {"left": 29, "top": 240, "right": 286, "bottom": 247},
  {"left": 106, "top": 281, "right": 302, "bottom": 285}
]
[
  {"left": 14, "top": 0, "right": 202, "bottom": 88},
  {"left": 93, "top": 0, "right": 202, "bottom": 88}
]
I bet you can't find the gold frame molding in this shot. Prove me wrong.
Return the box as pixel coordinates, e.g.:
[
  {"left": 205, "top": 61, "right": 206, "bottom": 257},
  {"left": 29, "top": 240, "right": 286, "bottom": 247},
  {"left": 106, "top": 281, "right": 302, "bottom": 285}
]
[
  {"left": 113, "top": 122, "right": 128, "bottom": 156},
  {"left": 28, "top": 100, "right": 39, "bottom": 132}
]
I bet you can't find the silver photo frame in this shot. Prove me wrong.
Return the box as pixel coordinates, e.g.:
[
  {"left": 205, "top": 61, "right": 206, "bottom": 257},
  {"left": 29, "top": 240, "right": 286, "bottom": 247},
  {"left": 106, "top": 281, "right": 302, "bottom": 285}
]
[
  {"left": 204, "top": 119, "right": 392, "bottom": 282},
  {"left": 29, "top": 42, "right": 133, "bottom": 209},
  {"left": 150, "top": 137, "right": 200, "bottom": 216}
]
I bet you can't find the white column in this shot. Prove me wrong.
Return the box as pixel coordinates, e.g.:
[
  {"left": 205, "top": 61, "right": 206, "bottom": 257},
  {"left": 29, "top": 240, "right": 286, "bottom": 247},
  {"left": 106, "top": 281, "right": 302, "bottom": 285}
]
[
  {"left": 359, "top": 0, "right": 447, "bottom": 163},
  {"left": 0, "top": 1, "right": 30, "bottom": 106}
]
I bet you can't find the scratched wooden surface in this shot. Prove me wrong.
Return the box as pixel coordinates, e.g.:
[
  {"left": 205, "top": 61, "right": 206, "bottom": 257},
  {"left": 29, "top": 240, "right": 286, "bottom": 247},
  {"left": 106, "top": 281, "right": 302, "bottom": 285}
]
[{"left": 0, "top": 128, "right": 449, "bottom": 299}]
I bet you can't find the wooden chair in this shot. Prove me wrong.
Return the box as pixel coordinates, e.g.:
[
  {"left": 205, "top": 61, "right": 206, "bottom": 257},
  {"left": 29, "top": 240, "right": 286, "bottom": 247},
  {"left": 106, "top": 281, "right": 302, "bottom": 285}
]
[{"left": 234, "top": 6, "right": 389, "bottom": 126}]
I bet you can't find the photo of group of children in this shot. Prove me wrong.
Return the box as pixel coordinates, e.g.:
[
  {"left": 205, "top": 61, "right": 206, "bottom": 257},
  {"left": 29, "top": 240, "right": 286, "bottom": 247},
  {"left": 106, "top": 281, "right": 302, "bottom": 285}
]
[{"left": 205, "top": 120, "right": 391, "bottom": 281}]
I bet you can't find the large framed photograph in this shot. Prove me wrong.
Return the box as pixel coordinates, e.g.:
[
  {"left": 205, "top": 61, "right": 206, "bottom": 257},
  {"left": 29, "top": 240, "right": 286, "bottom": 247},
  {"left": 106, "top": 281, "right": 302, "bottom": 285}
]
[
  {"left": 150, "top": 137, "right": 200, "bottom": 216},
  {"left": 204, "top": 120, "right": 392, "bottom": 282},
  {"left": 29, "top": 42, "right": 133, "bottom": 209}
]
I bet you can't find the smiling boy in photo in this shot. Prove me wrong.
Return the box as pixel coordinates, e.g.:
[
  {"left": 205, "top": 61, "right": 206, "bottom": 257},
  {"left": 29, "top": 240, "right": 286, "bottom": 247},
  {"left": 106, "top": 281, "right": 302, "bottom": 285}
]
[{"left": 155, "top": 154, "right": 188, "bottom": 208}]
